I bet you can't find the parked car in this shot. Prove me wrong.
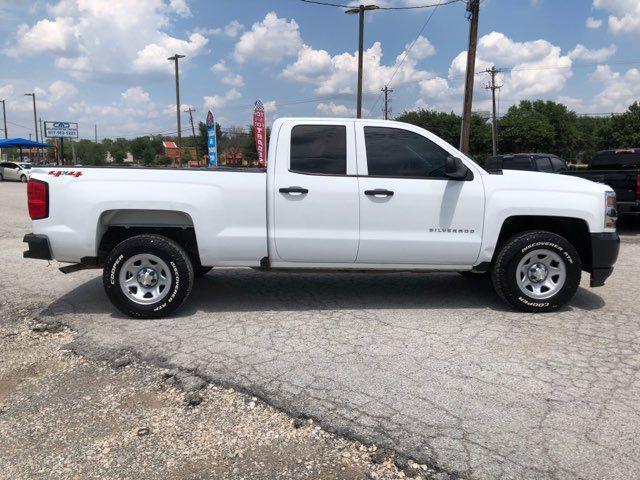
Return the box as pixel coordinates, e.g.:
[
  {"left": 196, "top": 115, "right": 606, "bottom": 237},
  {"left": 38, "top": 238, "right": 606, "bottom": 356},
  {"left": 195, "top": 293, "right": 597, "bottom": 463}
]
[
  {"left": 564, "top": 149, "right": 640, "bottom": 217},
  {"left": 23, "top": 118, "right": 619, "bottom": 318},
  {"left": 0, "top": 162, "right": 32, "bottom": 182},
  {"left": 485, "top": 153, "right": 568, "bottom": 173}
]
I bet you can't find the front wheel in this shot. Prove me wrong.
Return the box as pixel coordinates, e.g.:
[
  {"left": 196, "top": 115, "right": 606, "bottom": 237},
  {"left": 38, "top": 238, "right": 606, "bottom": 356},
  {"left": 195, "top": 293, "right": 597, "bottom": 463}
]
[
  {"left": 103, "top": 234, "right": 194, "bottom": 319},
  {"left": 491, "top": 231, "right": 582, "bottom": 312},
  {"left": 20, "top": 175, "right": 27, "bottom": 183}
]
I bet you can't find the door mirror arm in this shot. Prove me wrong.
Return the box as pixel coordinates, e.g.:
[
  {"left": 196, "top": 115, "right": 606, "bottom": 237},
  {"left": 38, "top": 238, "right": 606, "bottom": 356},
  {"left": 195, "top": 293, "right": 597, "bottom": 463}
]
[{"left": 445, "top": 156, "right": 471, "bottom": 180}]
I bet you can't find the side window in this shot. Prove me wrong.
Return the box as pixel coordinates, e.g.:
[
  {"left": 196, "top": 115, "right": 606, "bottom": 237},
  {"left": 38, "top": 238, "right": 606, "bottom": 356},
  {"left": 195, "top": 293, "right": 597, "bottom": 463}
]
[
  {"left": 550, "top": 156, "right": 566, "bottom": 171},
  {"left": 505, "top": 156, "right": 532, "bottom": 171},
  {"left": 5, "top": 162, "right": 17, "bottom": 169},
  {"left": 535, "top": 157, "right": 554, "bottom": 173},
  {"left": 364, "top": 127, "right": 450, "bottom": 178},
  {"left": 290, "top": 125, "right": 346, "bottom": 175}
]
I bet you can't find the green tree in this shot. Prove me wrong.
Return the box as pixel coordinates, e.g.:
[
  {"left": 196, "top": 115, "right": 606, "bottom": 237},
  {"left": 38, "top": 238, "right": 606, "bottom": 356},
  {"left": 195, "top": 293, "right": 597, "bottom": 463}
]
[
  {"left": 105, "top": 138, "right": 129, "bottom": 164},
  {"left": 497, "top": 100, "right": 579, "bottom": 161},
  {"left": 608, "top": 102, "right": 640, "bottom": 148},
  {"left": 75, "top": 139, "right": 106, "bottom": 165}
]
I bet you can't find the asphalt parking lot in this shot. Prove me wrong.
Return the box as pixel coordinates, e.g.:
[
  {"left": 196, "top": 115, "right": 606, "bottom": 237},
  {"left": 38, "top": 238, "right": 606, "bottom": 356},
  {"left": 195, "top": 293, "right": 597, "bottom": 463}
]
[{"left": 1, "top": 180, "right": 639, "bottom": 480}]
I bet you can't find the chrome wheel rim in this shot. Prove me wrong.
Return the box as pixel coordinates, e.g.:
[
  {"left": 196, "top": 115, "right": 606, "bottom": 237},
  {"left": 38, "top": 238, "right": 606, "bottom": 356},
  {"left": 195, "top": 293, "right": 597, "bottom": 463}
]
[
  {"left": 516, "top": 249, "right": 566, "bottom": 300},
  {"left": 119, "top": 254, "right": 172, "bottom": 305}
]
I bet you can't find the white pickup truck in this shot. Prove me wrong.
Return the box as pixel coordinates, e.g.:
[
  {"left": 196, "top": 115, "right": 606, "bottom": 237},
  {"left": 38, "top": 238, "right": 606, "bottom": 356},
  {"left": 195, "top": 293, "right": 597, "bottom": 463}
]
[{"left": 24, "top": 118, "right": 620, "bottom": 318}]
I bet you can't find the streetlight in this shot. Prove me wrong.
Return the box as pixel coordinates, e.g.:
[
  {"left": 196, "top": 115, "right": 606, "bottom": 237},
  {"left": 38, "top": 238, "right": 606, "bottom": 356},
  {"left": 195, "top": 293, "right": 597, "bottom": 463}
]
[
  {"left": 345, "top": 4, "right": 379, "bottom": 119},
  {"left": 168, "top": 54, "right": 185, "bottom": 166},
  {"left": 24, "top": 92, "right": 38, "bottom": 142},
  {"left": 0, "top": 99, "right": 7, "bottom": 139}
]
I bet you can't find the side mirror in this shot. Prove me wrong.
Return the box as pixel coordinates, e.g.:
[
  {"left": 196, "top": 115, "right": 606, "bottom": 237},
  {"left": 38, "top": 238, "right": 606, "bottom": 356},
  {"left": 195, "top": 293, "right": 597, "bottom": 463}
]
[{"left": 445, "top": 156, "right": 469, "bottom": 180}]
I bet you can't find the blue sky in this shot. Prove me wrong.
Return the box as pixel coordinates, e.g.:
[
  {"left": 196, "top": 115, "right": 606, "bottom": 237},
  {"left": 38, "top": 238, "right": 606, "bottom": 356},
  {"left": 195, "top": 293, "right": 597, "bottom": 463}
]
[{"left": 1, "top": 0, "right": 639, "bottom": 140}]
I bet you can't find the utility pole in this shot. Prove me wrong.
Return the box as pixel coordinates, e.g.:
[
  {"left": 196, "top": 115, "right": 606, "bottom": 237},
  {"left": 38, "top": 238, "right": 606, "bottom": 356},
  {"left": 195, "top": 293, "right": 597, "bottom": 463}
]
[
  {"left": 459, "top": 0, "right": 480, "bottom": 154},
  {"left": 184, "top": 107, "right": 199, "bottom": 162},
  {"left": 346, "top": 4, "right": 379, "bottom": 119},
  {"left": 0, "top": 100, "right": 7, "bottom": 139},
  {"left": 24, "top": 92, "right": 39, "bottom": 143},
  {"left": 382, "top": 86, "right": 393, "bottom": 120},
  {"left": 484, "top": 66, "right": 503, "bottom": 157},
  {"left": 168, "top": 54, "right": 185, "bottom": 166},
  {"left": 94, "top": 124, "right": 98, "bottom": 143}
]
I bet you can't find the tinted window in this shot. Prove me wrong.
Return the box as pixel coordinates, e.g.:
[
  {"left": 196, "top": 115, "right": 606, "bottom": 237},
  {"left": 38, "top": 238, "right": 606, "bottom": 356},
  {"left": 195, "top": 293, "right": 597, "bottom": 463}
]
[
  {"left": 485, "top": 157, "right": 501, "bottom": 170},
  {"left": 550, "top": 156, "right": 566, "bottom": 172},
  {"left": 504, "top": 156, "right": 532, "bottom": 171},
  {"left": 590, "top": 150, "right": 640, "bottom": 169},
  {"left": 535, "top": 157, "right": 553, "bottom": 173},
  {"left": 364, "top": 127, "right": 450, "bottom": 178},
  {"left": 290, "top": 125, "right": 346, "bottom": 175},
  {"left": 5, "top": 163, "right": 17, "bottom": 169}
]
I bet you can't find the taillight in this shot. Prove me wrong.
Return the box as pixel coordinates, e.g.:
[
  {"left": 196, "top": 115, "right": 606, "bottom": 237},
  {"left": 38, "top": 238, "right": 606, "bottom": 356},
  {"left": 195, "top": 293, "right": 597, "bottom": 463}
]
[{"left": 27, "top": 179, "right": 49, "bottom": 220}]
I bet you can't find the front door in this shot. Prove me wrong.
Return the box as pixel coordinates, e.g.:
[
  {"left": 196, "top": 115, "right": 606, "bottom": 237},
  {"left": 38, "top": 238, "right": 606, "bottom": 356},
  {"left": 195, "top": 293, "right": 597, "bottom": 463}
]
[
  {"left": 272, "top": 121, "right": 359, "bottom": 263},
  {"left": 355, "top": 124, "right": 485, "bottom": 266}
]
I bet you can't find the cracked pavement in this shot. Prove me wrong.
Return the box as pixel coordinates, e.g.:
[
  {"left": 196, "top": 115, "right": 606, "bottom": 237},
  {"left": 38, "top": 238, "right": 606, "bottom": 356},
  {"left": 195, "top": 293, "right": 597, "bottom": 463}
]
[{"left": 2, "top": 181, "right": 639, "bottom": 479}]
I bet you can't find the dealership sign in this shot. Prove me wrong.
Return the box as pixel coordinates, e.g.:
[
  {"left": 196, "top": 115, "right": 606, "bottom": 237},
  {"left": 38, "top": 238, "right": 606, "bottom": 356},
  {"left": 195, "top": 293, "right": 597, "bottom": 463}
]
[{"left": 44, "top": 121, "right": 78, "bottom": 138}]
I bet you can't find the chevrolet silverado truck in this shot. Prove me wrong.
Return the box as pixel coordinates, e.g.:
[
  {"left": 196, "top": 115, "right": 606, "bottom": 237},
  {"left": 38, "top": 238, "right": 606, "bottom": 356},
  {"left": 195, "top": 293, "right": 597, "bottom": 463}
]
[
  {"left": 564, "top": 149, "right": 640, "bottom": 217},
  {"left": 23, "top": 118, "right": 620, "bottom": 318}
]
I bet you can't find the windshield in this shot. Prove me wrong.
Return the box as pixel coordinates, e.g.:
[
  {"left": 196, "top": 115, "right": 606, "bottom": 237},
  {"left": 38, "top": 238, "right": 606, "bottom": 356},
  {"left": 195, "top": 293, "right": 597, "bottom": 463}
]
[{"left": 18, "top": 163, "right": 32, "bottom": 169}]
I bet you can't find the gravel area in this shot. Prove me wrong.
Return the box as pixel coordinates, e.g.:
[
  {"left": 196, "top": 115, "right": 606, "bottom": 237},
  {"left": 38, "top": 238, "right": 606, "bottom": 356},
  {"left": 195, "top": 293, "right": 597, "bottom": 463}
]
[{"left": 0, "top": 312, "right": 433, "bottom": 480}]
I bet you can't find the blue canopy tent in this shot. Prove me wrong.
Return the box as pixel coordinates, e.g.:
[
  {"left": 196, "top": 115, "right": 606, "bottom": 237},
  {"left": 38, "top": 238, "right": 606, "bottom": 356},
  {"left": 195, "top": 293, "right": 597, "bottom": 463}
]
[{"left": 0, "top": 138, "right": 51, "bottom": 163}]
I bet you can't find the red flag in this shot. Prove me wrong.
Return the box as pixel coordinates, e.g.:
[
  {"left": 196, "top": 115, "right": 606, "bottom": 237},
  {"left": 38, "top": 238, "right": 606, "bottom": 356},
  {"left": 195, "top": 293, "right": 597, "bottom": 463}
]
[{"left": 253, "top": 99, "right": 267, "bottom": 167}]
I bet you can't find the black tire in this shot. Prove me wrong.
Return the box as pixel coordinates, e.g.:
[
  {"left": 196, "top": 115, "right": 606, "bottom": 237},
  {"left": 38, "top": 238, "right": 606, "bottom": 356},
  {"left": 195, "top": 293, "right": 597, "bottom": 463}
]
[
  {"left": 103, "top": 234, "right": 194, "bottom": 319},
  {"left": 194, "top": 266, "right": 213, "bottom": 278},
  {"left": 20, "top": 175, "right": 27, "bottom": 183},
  {"left": 0, "top": 173, "right": 4, "bottom": 181},
  {"left": 491, "top": 230, "right": 582, "bottom": 312}
]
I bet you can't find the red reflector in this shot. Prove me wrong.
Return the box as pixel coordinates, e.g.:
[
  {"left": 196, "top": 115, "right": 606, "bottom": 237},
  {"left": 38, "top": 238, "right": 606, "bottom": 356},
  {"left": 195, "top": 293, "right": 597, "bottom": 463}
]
[{"left": 27, "top": 179, "right": 49, "bottom": 220}]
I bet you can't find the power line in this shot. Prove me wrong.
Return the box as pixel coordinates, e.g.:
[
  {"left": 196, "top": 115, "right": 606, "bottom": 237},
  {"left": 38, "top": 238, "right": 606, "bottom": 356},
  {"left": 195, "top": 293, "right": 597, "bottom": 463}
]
[
  {"left": 297, "top": 0, "right": 464, "bottom": 10},
  {"left": 367, "top": 0, "right": 444, "bottom": 117}
]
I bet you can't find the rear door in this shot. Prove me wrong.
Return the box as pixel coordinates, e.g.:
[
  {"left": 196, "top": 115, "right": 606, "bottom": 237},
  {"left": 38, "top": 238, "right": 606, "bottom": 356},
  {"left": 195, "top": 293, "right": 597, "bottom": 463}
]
[
  {"left": 355, "top": 123, "right": 485, "bottom": 266},
  {"left": 4, "top": 162, "right": 19, "bottom": 180},
  {"left": 272, "top": 120, "right": 360, "bottom": 263}
]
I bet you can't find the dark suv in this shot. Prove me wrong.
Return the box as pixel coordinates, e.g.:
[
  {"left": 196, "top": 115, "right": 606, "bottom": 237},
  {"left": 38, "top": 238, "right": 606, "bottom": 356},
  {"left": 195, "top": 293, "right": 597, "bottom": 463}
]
[{"left": 485, "top": 154, "right": 568, "bottom": 173}]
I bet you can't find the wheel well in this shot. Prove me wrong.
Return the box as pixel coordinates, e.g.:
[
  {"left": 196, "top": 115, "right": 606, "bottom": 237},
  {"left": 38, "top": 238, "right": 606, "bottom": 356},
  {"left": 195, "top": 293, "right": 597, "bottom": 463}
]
[
  {"left": 495, "top": 216, "right": 592, "bottom": 270},
  {"left": 98, "top": 226, "right": 202, "bottom": 267}
]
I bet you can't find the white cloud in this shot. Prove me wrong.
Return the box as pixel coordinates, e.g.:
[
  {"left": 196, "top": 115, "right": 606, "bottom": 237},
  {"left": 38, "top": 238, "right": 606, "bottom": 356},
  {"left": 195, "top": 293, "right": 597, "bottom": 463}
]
[
  {"left": 586, "top": 17, "right": 603, "bottom": 28},
  {"left": 4, "top": 0, "right": 209, "bottom": 79},
  {"left": 121, "top": 86, "right": 152, "bottom": 106},
  {"left": 204, "top": 89, "right": 242, "bottom": 109},
  {"left": 588, "top": 64, "right": 640, "bottom": 111},
  {"left": 316, "top": 102, "right": 357, "bottom": 117},
  {"left": 210, "top": 60, "right": 229, "bottom": 73},
  {"left": 0, "top": 84, "right": 15, "bottom": 99},
  {"left": 568, "top": 43, "right": 617, "bottom": 62},
  {"left": 282, "top": 36, "right": 435, "bottom": 95},
  {"left": 593, "top": 0, "right": 640, "bottom": 35},
  {"left": 264, "top": 100, "right": 277, "bottom": 113},
  {"left": 196, "top": 20, "right": 244, "bottom": 38},
  {"left": 169, "top": 0, "right": 191, "bottom": 17},
  {"left": 234, "top": 12, "right": 303, "bottom": 63},
  {"left": 221, "top": 74, "right": 245, "bottom": 87},
  {"left": 9, "top": 80, "right": 77, "bottom": 112}
]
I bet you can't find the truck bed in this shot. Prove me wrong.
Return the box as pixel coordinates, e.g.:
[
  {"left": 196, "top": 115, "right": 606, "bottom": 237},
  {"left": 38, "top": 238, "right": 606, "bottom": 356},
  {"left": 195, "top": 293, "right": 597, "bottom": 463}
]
[{"left": 564, "top": 168, "right": 640, "bottom": 214}]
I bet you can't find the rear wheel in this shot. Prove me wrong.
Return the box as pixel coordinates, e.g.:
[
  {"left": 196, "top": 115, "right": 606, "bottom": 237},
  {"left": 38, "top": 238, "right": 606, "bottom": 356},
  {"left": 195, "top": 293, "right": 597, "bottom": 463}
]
[
  {"left": 491, "top": 231, "right": 581, "bottom": 312},
  {"left": 103, "top": 234, "right": 194, "bottom": 318},
  {"left": 0, "top": 173, "right": 4, "bottom": 181}
]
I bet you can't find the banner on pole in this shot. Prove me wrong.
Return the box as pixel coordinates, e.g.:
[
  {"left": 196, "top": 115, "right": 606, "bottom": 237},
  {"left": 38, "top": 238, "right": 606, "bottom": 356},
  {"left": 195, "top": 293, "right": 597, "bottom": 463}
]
[
  {"left": 253, "top": 99, "right": 267, "bottom": 167},
  {"left": 206, "top": 110, "right": 217, "bottom": 167}
]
